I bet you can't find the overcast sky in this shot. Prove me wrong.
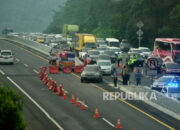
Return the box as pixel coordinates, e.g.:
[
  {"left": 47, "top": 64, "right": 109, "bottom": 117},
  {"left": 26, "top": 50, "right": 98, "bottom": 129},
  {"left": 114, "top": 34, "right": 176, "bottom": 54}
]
[{"left": 0, "top": 0, "right": 65, "bottom": 32}]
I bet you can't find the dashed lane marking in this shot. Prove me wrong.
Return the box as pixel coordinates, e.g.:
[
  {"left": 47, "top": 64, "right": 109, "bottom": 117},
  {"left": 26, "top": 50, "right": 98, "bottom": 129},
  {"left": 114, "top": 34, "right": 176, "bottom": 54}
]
[
  {"left": 0, "top": 69, "right": 5, "bottom": 75},
  {"left": 16, "top": 58, "right": 20, "bottom": 62},
  {"left": 24, "top": 64, "right": 28, "bottom": 67},
  {"left": 7, "top": 76, "right": 64, "bottom": 130},
  {"left": 33, "top": 69, "right": 38, "bottom": 74},
  {"left": 102, "top": 117, "right": 115, "bottom": 127}
]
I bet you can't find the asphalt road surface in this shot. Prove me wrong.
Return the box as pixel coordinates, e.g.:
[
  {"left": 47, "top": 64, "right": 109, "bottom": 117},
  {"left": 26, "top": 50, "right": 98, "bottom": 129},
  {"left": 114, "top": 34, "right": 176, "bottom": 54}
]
[{"left": 0, "top": 39, "right": 179, "bottom": 130}]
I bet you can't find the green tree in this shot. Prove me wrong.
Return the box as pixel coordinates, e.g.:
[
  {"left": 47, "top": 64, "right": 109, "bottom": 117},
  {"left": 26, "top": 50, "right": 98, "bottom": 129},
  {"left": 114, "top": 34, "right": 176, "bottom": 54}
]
[{"left": 0, "top": 83, "right": 26, "bottom": 130}]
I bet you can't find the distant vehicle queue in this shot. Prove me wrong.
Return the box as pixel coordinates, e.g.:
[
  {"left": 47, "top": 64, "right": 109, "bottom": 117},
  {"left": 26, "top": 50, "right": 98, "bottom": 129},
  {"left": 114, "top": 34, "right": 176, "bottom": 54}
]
[{"left": 6, "top": 31, "right": 180, "bottom": 100}]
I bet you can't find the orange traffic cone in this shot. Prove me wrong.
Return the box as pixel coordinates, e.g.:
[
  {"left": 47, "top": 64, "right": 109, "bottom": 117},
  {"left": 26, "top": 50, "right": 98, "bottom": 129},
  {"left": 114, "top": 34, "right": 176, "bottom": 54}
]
[
  {"left": 56, "top": 85, "right": 63, "bottom": 96},
  {"left": 80, "top": 100, "right": 86, "bottom": 110},
  {"left": 71, "top": 94, "right": 75, "bottom": 103},
  {"left": 116, "top": 118, "right": 122, "bottom": 129},
  {"left": 94, "top": 107, "right": 100, "bottom": 118},
  {"left": 132, "top": 128, "right": 135, "bottom": 130},
  {"left": 133, "top": 67, "right": 137, "bottom": 74},
  {"left": 63, "top": 91, "right": 67, "bottom": 100},
  {"left": 141, "top": 69, "right": 144, "bottom": 76},
  {"left": 75, "top": 97, "right": 80, "bottom": 107}
]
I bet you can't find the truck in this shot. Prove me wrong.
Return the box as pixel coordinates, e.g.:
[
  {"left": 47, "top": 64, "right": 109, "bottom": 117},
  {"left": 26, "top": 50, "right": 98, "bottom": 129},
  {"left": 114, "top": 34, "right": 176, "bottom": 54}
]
[
  {"left": 49, "top": 49, "right": 75, "bottom": 69},
  {"left": 74, "top": 33, "right": 97, "bottom": 56},
  {"left": 62, "top": 24, "right": 79, "bottom": 38}
]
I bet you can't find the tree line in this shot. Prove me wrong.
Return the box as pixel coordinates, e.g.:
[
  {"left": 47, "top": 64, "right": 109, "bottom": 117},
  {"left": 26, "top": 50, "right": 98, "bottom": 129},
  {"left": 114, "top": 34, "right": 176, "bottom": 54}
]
[{"left": 45, "top": 0, "right": 180, "bottom": 49}]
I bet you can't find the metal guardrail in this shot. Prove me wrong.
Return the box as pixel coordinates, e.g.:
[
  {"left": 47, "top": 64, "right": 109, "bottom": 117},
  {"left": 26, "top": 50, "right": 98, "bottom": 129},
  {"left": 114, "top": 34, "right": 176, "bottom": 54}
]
[{"left": 1, "top": 34, "right": 180, "bottom": 120}]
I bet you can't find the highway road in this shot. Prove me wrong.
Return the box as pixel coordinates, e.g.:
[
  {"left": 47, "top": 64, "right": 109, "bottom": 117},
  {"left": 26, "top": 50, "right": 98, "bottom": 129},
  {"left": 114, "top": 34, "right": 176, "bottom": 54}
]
[{"left": 0, "top": 39, "right": 179, "bottom": 130}]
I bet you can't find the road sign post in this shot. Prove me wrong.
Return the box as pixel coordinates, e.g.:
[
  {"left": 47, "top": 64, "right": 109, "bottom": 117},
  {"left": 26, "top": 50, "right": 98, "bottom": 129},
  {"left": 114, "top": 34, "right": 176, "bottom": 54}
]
[{"left": 136, "top": 21, "right": 144, "bottom": 47}]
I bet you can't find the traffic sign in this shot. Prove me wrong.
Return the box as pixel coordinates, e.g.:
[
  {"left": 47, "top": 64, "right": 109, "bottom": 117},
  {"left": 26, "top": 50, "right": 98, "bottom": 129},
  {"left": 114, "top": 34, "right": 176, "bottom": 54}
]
[
  {"left": 137, "top": 37, "right": 143, "bottom": 40},
  {"left": 137, "top": 21, "right": 144, "bottom": 28},
  {"left": 136, "top": 29, "right": 143, "bottom": 36},
  {"left": 147, "top": 58, "right": 158, "bottom": 70}
]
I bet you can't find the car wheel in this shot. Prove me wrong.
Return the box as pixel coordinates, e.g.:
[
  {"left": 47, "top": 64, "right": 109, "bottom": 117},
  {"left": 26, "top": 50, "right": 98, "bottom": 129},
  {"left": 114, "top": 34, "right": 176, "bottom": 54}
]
[
  {"left": 81, "top": 78, "right": 84, "bottom": 83},
  {"left": 11, "top": 62, "right": 14, "bottom": 65}
]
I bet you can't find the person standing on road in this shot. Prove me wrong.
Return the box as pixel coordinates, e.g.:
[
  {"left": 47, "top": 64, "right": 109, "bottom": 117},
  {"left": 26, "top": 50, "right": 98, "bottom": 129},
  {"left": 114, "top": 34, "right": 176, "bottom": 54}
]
[
  {"left": 122, "top": 65, "right": 129, "bottom": 85},
  {"left": 117, "top": 53, "right": 122, "bottom": 67},
  {"left": 135, "top": 69, "right": 141, "bottom": 86},
  {"left": 113, "top": 68, "right": 118, "bottom": 87}
]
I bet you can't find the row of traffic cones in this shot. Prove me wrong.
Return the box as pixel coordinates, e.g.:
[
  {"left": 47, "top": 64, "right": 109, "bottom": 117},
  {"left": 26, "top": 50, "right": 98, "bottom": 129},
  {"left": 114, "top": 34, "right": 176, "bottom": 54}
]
[
  {"left": 39, "top": 67, "right": 129, "bottom": 129},
  {"left": 71, "top": 94, "right": 86, "bottom": 110}
]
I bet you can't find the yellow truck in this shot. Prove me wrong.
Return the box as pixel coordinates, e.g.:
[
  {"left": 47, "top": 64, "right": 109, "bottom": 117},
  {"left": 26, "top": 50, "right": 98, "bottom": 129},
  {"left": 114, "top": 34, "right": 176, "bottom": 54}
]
[
  {"left": 74, "top": 33, "right": 97, "bottom": 56},
  {"left": 36, "top": 36, "right": 45, "bottom": 43}
]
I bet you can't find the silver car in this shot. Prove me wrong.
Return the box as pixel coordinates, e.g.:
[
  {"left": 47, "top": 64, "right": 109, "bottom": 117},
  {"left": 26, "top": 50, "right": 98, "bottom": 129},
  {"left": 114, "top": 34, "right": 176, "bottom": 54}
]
[
  {"left": 97, "top": 60, "right": 113, "bottom": 75},
  {"left": 81, "top": 65, "right": 103, "bottom": 82},
  {"left": 0, "top": 50, "right": 14, "bottom": 64}
]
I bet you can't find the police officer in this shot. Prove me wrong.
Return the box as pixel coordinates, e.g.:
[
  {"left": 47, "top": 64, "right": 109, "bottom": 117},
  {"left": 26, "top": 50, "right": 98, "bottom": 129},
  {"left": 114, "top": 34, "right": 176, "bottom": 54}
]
[
  {"left": 122, "top": 66, "right": 129, "bottom": 85},
  {"left": 69, "top": 42, "right": 73, "bottom": 51},
  {"left": 117, "top": 53, "right": 122, "bottom": 67}
]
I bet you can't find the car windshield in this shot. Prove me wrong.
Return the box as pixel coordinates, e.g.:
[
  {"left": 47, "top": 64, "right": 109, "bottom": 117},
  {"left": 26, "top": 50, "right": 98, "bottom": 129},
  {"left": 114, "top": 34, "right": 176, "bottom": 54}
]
[
  {"left": 98, "top": 55, "right": 110, "bottom": 60},
  {"left": 85, "top": 43, "right": 96, "bottom": 48},
  {"left": 158, "top": 76, "right": 173, "bottom": 82},
  {"left": 1, "top": 52, "right": 11, "bottom": 55},
  {"left": 98, "top": 62, "right": 111, "bottom": 66},
  {"left": 141, "top": 49, "right": 150, "bottom": 52},
  {"left": 109, "top": 42, "right": 119, "bottom": 47},
  {"left": 166, "top": 64, "right": 180, "bottom": 69},
  {"left": 132, "top": 49, "right": 142, "bottom": 53},
  {"left": 110, "top": 48, "right": 121, "bottom": 52},
  {"left": 84, "top": 66, "right": 99, "bottom": 71},
  {"left": 88, "top": 51, "right": 99, "bottom": 55},
  {"left": 97, "top": 47, "right": 106, "bottom": 51},
  {"left": 81, "top": 48, "right": 89, "bottom": 52},
  {"left": 104, "top": 51, "right": 115, "bottom": 55}
]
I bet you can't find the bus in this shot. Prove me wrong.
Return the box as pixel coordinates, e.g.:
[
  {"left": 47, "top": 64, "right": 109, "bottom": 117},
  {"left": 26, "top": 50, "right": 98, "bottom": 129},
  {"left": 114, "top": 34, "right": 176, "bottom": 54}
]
[{"left": 153, "top": 38, "right": 180, "bottom": 63}]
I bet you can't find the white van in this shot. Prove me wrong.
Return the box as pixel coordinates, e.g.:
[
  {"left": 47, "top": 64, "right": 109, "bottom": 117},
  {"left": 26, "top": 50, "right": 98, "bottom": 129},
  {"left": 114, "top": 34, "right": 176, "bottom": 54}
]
[{"left": 105, "top": 38, "right": 120, "bottom": 48}]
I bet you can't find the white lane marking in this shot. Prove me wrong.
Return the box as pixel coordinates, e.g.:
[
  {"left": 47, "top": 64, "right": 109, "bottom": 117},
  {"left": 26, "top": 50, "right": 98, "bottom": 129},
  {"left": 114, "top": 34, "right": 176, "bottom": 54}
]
[
  {"left": 0, "top": 69, "right": 5, "bottom": 75},
  {"left": 33, "top": 69, "right": 38, "bottom": 74},
  {"left": 7, "top": 76, "right": 64, "bottom": 130},
  {"left": 62, "top": 89, "right": 68, "bottom": 94},
  {"left": 102, "top": 117, "right": 115, "bottom": 127},
  {"left": 16, "top": 58, "right": 19, "bottom": 61},
  {"left": 24, "top": 64, "right": 28, "bottom": 67},
  {"left": 79, "top": 101, "right": 88, "bottom": 108}
]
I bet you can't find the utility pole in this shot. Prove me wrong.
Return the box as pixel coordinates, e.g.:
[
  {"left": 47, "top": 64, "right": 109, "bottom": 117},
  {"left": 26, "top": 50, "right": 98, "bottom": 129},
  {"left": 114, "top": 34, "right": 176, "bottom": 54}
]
[{"left": 136, "top": 21, "right": 144, "bottom": 47}]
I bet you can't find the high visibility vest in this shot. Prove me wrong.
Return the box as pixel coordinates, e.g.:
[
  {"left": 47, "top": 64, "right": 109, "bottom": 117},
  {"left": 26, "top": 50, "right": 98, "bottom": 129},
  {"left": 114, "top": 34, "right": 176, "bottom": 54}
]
[
  {"left": 86, "top": 57, "right": 91, "bottom": 64},
  {"left": 117, "top": 54, "right": 121, "bottom": 60}
]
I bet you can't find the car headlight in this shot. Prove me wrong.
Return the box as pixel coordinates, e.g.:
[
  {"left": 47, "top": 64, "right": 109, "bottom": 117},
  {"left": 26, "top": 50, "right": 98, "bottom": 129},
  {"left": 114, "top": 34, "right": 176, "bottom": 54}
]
[{"left": 81, "top": 73, "right": 85, "bottom": 77}]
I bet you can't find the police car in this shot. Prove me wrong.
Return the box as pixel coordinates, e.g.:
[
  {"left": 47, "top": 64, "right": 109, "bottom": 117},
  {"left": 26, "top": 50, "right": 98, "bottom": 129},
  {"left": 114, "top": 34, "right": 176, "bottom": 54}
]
[{"left": 152, "top": 75, "right": 180, "bottom": 100}]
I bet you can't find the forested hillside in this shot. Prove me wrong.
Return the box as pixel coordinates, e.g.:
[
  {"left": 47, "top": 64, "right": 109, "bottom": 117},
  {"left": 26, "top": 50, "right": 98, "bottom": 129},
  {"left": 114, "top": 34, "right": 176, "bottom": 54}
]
[
  {"left": 0, "top": 0, "right": 65, "bottom": 32},
  {"left": 45, "top": 0, "right": 180, "bottom": 48}
]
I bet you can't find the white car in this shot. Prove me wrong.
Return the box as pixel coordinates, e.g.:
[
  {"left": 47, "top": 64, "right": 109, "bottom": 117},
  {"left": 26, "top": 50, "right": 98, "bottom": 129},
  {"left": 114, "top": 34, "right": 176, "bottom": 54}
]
[
  {"left": 108, "top": 47, "right": 122, "bottom": 55},
  {"left": 0, "top": 50, "right": 14, "bottom": 64},
  {"left": 138, "top": 47, "right": 151, "bottom": 58},
  {"left": 128, "top": 48, "right": 144, "bottom": 57},
  {"left": 97, "top": 60, "right": 113, "bottom": 75}
]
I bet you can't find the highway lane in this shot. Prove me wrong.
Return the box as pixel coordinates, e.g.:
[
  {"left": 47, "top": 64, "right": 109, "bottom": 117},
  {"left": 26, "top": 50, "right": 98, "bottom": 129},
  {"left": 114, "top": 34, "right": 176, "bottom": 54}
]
[
  {"left": 0, "top": 39, "right": 179, "bottom": 130},
  {"left": 0, "top": 40, "right": 113, "bottom": 129},
  {"left": 0, "top": 68, "right": 59, "bottom": 130}
]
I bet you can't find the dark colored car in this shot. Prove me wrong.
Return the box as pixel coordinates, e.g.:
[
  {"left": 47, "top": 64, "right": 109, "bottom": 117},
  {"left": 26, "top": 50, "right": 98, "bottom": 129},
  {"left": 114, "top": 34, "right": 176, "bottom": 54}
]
[
  {"left": 81, "top": 65, "right": 103, "bottom": 82},
  {"left": 161, "top": 62, "right": 180, "bottom": 75}
]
